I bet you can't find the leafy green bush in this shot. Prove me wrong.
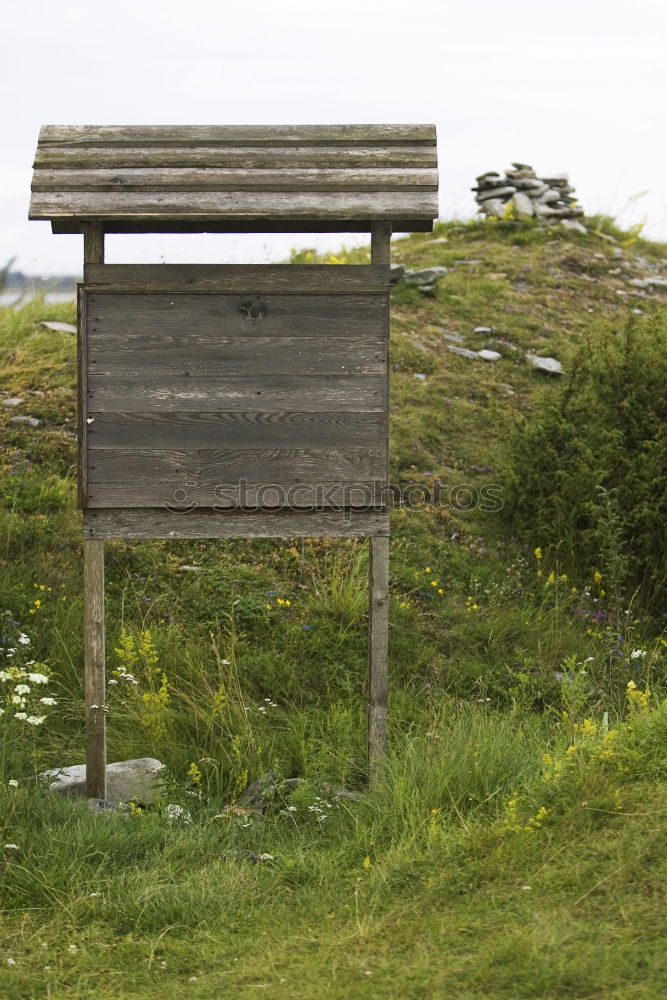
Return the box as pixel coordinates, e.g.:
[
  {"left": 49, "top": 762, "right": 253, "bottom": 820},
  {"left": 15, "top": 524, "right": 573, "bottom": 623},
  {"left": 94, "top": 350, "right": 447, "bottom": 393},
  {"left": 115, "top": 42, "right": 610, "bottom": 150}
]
[{"left": 499, "top": 309, "right": 667, "bottom": 610}]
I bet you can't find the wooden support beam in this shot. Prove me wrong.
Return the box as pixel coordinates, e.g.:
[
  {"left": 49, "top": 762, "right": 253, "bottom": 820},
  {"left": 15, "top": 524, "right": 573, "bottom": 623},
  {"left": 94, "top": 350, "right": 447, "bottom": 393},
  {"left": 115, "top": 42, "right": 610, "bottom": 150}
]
[
  {"left": 371, "top": 221, "right": 392, "bottom": 270},
  {"left": 368, "top": 535, "right": 389, "bottom": 780},
  {"left": 83, "top": 221, "right": 106, "bottom": 800},
  {"left": 84, "top": 539, "right": 106, "bottom": 799}
]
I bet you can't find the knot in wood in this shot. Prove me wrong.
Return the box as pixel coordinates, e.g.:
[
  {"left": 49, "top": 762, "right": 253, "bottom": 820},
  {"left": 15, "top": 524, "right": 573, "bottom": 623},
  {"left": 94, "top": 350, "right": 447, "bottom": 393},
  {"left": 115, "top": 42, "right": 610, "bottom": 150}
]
[{"left": 238, "top": 296, "right": 267, "bottom": 323}]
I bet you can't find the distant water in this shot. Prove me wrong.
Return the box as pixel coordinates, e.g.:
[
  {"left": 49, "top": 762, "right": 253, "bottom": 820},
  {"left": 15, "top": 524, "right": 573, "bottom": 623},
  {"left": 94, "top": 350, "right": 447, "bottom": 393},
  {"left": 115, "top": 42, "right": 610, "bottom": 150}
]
[{"left": 0, "top": 291, "right": 76, "bottom": 307}]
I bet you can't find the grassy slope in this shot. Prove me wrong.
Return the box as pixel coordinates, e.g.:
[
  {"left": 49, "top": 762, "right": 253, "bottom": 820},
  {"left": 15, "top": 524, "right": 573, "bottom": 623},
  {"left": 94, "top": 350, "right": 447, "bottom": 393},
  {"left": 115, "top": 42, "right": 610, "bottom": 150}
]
[{"left": 1, "top": 217, "right": 666, "bottom": 999}]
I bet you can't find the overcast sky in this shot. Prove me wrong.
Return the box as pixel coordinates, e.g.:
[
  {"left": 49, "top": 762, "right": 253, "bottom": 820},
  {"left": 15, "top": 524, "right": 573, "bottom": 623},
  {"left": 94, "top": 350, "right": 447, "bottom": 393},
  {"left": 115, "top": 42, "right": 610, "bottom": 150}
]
[{"left": 1, "top": 0, "right": 665, "bottom": 275}]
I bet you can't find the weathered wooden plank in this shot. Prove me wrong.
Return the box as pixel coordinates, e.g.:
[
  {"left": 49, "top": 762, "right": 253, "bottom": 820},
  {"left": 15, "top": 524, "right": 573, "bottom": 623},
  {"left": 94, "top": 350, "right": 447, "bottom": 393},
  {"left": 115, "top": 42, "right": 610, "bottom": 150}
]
[
  {"left": 53, "top": 218, "right": 434, "bottom": 235},
  {"left": 83, "top": 539, "right": 106, "bottom": 799},
  {"left": 83, "top": 265, "right": 387, "bottom": 292},
  {"left": 88, "top": 447, "right": 386, "bottom": 485},
  {"left": 38, "top": 124, "right": 436, "bottom": 147},
  {"left": 29, "top": 190, "right": 439, "bottom": 221},
  {"left": 86, "top": 292, "right": 386, "bottom": 339},
  {"left": 86, "top": 480, "right": 385, "bottom": 509},
  {"left": 33, "top": 167, "right": 438, "bottom": 192},
  {"left": 368, "top": 535, "right": 389, "bottom": 778},
  {"left": 35, "top": 144, "right": 438, "bottom": 170},
  {"left": 78, "top": 224, "right": 104, "bottom": 507},
  {"left": 86, "top": 410, "right": 385, "bottom": 450},
  {"left": 83, "top": 507, "right": 390, "bottom": 539},
  {"left": 87, "top": 375, "right": 385, "bottom": 412},
  {"left": 88, "top": 337, "right": 385, "bottom": 377}
]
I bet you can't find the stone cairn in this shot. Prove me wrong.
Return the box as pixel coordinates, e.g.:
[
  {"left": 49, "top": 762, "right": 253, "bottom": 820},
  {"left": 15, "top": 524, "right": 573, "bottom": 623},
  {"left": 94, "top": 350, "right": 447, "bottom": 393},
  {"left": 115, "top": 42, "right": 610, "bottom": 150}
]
[{"left": 473, "top": 163, "right": 585, "bottom": 226}]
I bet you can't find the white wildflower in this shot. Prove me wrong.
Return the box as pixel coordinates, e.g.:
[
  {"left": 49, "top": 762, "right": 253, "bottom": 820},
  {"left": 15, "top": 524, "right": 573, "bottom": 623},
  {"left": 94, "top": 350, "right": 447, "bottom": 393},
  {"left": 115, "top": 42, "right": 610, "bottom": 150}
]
[
  {"left": 14, "top": 711, "right": 27, "bottom": 720},
  {"left": 6, "top": 957, "right": 16, "bottom": 965},
  {"left": 10, "top": 695, "right": 26, "bottom": 706},
  {"left": 39, "top": 697, "right": 57, "bottom": 706},
  {"left": 25, "top": 715, "right": 46, "bottom": 726},
  {"left": 4, "top": 844, "right": 19, "bottom": 850},
  {"left": 27, "top": 672, "right": 49, "bottom": 685},
  {"left": 107, "top": 679, "right": 118, "bottom": 686},
  {"left": 8, "top": 779, "right": 18, "bottom": 787},
  {"left": 631, "top": 649, "right": 647, "bottom": 660},
  {"left": 18, "top": 634, "right": 30, "bottom": 646},
  {"left": 14, "top": 684, "right": 31, "bottom": 696},
  {"left": 67, "top": 944, "right": 78, "bottom": 955}
]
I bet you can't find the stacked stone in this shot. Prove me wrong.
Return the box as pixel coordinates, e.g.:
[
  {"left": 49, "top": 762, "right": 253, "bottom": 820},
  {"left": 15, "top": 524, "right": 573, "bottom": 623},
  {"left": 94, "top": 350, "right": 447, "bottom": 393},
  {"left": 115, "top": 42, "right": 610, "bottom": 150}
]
[{"left": 473, "top": 163, "right": 584, "bottom": 222}]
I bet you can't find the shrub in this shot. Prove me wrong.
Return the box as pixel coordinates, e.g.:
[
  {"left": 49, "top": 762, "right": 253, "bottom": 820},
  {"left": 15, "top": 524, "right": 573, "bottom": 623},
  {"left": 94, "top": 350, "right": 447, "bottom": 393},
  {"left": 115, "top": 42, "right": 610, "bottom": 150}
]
[{"left": 499, "top": 309, "right": 667, "bottom": 610}]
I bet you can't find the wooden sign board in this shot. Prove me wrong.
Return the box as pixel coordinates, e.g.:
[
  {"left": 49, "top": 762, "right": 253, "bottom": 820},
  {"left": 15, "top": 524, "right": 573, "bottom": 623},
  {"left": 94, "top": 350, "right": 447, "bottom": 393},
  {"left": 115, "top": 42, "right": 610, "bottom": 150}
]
[{"left": 79, "top": 264, "right": 389, "bottom": 538}]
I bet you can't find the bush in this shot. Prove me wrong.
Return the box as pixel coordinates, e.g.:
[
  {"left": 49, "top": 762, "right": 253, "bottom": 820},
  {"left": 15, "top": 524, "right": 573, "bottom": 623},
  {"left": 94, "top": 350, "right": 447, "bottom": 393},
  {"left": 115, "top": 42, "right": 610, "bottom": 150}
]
[{"left": 499, "top": 309, "right": 667, "bottom": 610}]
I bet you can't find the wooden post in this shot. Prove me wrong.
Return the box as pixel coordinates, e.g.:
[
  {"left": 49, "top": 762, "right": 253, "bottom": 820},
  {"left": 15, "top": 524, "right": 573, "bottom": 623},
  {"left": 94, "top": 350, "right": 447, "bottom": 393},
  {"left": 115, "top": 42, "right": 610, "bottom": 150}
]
[
  {"left": 84, "top": 541, "right": 106, "bottom": 798},
  {"left": 368, "top": 222, "right": 391, "bottom": 782},
  {"left": 83, "top": 223, "right": 106, "bottom": 799},
  {"left": 368, "top": 535, "right": 389, "bottom": 779},
  {"left": 371, "top": 221, "right": 392, "bottom": 269}
]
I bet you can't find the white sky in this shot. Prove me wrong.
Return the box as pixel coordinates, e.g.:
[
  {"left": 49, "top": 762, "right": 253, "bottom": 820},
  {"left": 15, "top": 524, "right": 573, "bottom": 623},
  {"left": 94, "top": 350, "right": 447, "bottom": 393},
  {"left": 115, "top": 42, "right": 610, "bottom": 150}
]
[{"left": 1, "top": 0, "right": 665, "bottom": 275}]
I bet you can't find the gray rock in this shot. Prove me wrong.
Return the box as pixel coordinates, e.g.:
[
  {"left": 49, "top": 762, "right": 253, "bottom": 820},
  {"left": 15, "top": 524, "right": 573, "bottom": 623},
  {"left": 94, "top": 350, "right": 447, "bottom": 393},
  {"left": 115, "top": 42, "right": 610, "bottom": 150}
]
[
  {"left": 87, "top": 798, "right": 131, "bottom": 815},
  {"left": 477, "top": 186, "right": 517, "bottom": 202},
  {"left": 511, "top": 162, "right": 536, "bottom": 173},
  {"left": 536, "top": 189, "right": 562, "bottom": 204},
  {"left": 2, "top": 397, "right": 24, "bottom": 408},
  {"left": 442, "top": 331, "right": 464, "bottom": 343},
  {"left": 478, "top": 349, "right": 502, "bottom": 362},
  {"left": 39, "top": 321, "right": 77, "bottom": 334},
  {"left": 237, "top": 772, "right": 280, "bottom": 814},
  {"left": 474, "top": 326, "right": 493, "bottom": 334},
  {"left": 560, "top": 219, "right": 587, "bottom": 234},
  {"left": 413, "top": 373, "right": 427, "bottom": 381},
  {"left": 403, "top": 266, "right": 448, "bottom": 286},
  {"left": 390, "top": 264, "right": 405, "bottom": 283},
  {"left": 9, "top": 415, "right": 42, "bottom": 429},
  {"left": 526, "top": 352, "right": 563, "bottom": 375},
  {"left": 448, "top": 345, "right": 480, "bottom": 359},
  {"left": 514, "top": 178, "right": 546, "bottom": 190},
  {"left": 511, "top": 192, "right": 535, "bottom": 218},
  {"left": 480, "top": 199, "right": 506, "bottom": 218},
  {"left": 42, "top": 758, "right": 165, "bottom": 804},
  {"left": 524, "top": 184, "right": 549, "bottom": 199},
  {"left": 476, "top": 171, "right": 501, "bottom": 183}
]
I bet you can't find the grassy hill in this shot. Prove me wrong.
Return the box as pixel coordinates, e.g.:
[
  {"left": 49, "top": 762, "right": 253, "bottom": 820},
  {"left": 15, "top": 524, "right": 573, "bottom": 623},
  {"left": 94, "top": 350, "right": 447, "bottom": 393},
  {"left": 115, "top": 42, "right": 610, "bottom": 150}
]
[{"left": 1, "top": 216, "right": 666, "bottom": 998}]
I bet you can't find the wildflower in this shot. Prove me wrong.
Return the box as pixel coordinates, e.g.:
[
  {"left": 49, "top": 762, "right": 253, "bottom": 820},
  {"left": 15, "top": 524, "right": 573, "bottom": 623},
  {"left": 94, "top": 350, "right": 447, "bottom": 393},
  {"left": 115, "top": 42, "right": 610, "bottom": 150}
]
[
  {"left": 67, "top": 944, "right": 78, "bottom": 955},
  {"left": 18, "top": 634, "right": 30, "bottom": 645},
  {"left": 534, "top": 548, "right": 542, "bottom": 560},
  {"left": 6, "top": 958, "right": 16, "bottom": 965},
  {"left": 4, "top": 844, "right": 19, "bottom": 850},
  {"left": 362, "top": 856, "right": 372, "bottom": 868},
  {"left": 187, "top": 762, "right": 202, "bottom": 786},
  {"left": 27, "top": 672, "right": 49, "bottom": 685},
  {"left": 13, "top": 712, "right": 27, "bottom": 721},
  {"left": 14, "top": 684, "right": 31, "bottom": 695},
  {"left": 630, "top": 649, "right": 647, "bottom": 660},
  {"left": 26, "top": 715, "right": 46, "bottom": 726},
  {"left": 546, "top": 571, "right": 556, "bottom": 585},
  {"left": 10, "top": 695, "right": 26, "bottom": 706},
  {"left": 8, "top": 779, "right": 18, "bottom": 787},
  {"left": 89, "top": 893, "right": 101, "bottom": 898},
  {"left": 593, "top": 570, "right": 603, "bottom": 584},
  {"left": 424, "top": 567, "right": 431, "bottom": 573}
]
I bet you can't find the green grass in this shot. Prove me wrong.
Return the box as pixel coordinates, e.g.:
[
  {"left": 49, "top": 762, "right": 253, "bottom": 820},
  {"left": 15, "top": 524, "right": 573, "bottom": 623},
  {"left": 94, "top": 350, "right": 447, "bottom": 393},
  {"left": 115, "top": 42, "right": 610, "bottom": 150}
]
[{"left": 1, "top": 219, "right": 666, "bottom": 997}]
